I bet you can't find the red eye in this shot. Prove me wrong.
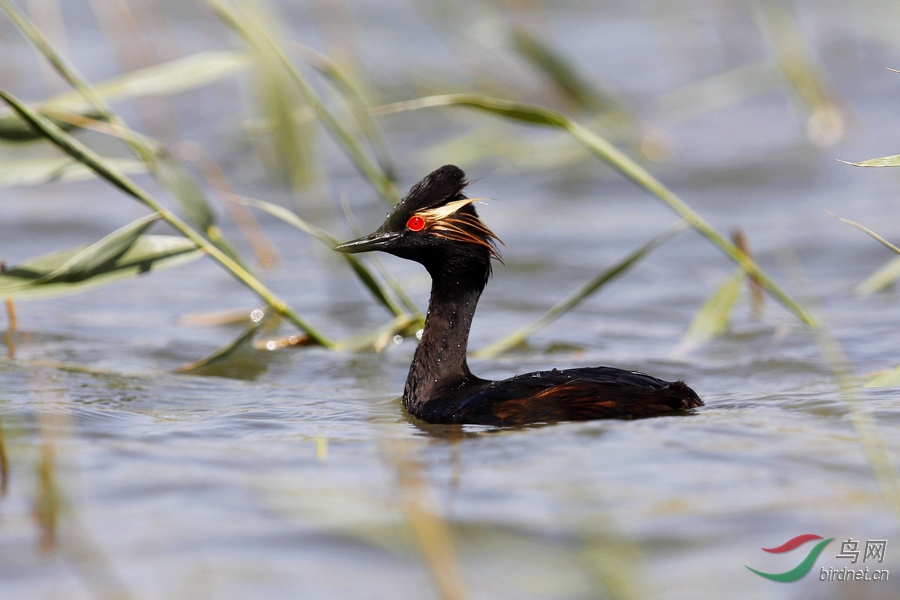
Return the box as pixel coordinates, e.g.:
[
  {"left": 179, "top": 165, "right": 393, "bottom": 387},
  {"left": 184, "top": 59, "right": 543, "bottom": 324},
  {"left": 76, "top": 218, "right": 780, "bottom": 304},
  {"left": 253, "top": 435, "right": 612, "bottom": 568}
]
[{"left": 406, "top": 215, "right": 425, "bottom": 231}]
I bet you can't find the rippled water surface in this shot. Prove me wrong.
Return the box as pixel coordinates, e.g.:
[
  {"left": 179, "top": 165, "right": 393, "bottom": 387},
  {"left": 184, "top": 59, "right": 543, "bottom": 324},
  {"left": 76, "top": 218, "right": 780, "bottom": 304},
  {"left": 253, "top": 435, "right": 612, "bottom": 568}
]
[{"left": 3, "top": 1, "right": 900, "bottom": 599}]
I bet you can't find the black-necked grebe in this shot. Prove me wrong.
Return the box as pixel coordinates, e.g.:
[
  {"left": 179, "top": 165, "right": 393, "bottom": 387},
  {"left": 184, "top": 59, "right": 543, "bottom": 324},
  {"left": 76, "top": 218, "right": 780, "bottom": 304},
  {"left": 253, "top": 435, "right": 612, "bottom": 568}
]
[{"left": 335, "top": 165, "right": 702, "bottom": 425}]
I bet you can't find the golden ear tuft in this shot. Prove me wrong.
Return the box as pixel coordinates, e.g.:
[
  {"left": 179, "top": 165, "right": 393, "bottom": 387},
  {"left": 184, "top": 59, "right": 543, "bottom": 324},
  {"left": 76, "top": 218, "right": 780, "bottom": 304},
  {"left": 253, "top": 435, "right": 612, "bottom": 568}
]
[
  {"left": 417, "top": 197, "right": 484, "bottom": 222},
  {"left": 416, "top": 198, "right": 503, "bottom": 261}
]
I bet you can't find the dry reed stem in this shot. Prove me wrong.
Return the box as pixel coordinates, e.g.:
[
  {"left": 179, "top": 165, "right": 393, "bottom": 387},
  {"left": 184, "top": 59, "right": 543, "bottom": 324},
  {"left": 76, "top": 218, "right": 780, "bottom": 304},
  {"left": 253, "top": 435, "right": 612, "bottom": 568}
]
[
  {"left": 3, "top": 297, "right": 15, "bottom": 357},
  {"left": 732, "top": 229, "right": 763, "bottom": 319},
  {"left": 5, "top": 298, "right": 17, "bottom": 330},
  {"left": 0, "top": 414, "right": 9, "bottom": 496},
  {"left": 33, "top": 442, "right": 59, "bottom": 552}
]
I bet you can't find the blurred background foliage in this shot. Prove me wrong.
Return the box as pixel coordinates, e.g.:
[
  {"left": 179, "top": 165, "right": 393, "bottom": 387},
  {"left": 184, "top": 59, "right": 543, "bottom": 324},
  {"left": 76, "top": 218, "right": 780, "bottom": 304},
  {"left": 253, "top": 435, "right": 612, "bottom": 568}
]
[
  {"left": 3, "top": 0, "right": 883, "bottom": 359},
  {"left": 5, "top": 2, "right": 900, "bottom": 600}
]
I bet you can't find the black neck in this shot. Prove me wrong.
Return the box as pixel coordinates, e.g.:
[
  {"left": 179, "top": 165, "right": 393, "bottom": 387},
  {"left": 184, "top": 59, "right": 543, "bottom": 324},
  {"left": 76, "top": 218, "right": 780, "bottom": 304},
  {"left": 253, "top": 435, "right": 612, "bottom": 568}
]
[{"left": 403, "top": 260, "right": 489, "bottom": 415}]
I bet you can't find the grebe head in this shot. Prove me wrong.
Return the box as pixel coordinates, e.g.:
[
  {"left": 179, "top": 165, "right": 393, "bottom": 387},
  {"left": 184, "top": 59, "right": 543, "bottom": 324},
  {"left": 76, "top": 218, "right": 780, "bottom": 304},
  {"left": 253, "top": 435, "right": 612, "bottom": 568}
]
[{"left": 334, "top": 165, "right": 502, "bottom": 275}]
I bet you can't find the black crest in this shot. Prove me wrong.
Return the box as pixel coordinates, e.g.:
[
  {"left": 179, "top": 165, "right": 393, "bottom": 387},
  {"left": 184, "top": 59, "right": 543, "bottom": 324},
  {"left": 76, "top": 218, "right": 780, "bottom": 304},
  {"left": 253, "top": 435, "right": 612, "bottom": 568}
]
[
  {"left": 334, "top": 164, "right": 502, "bottom": 263},
  {"left": 386, "top": 165, "right": 470, "bottom": 229}
]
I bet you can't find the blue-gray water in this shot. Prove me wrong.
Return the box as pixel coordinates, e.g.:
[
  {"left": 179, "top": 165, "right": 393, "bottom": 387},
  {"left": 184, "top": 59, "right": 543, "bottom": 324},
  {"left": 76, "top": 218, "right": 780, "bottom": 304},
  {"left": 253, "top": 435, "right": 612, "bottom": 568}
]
[{"left": 2, "top": 1, "right": 900, "bottom": 599}]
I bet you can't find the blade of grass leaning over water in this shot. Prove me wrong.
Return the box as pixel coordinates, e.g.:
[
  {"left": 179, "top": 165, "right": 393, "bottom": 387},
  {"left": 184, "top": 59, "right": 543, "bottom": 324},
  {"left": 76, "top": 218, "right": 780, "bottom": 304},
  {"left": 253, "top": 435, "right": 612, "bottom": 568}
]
[
  {"left": 756, "top": 1, "right": 846, "bottom": 147},
  {"left": 238, "top": 195, "right": 412, "bottom": 319},
  {"left": 335, "top": 314, "right": 422, "bottom": 352},
  {"left": 864, "top": 365, "right": 900, "bottom": 388},
  {"left": 0, "top": 234, "right": 201, "bottom": 300},
  {"left": 204, "top": 0, "right": 401, "bottom": 204},
  {"left": 176, "top": 308, "right": 280, "bottom": 376},
  {"left": 150, "top": 150, "right": 214, "bottom": 233},
  {"left": 474, "top": 220, "right": 687, "bottom": 358},
  {"left": 292, "top": 42, "right": 398, "bottom": 183},
  {"left": 373, "top": 94, "right": 816, "bottom": 328},
  {"left": 855, "top": 256, "right": 900, "bottom": 297},
  {"left": 0, "top": 109, "right": 103, "bottom": 142},
  {"left": 0, "top": 50, "right": 251, "bottom": 141},
  {"left": 340, "top": 193, "right": 421, "bottom": 316},
  {"left": 0, "top": 156, "right": 146, "bottom": 186},
  {"left": 507, "top": 24, "right": 629, "bottom": 118},
  {"left": 831, "top": 213, "right": 900, "bottom": 255},
  {"left": 0, "top": 88, "right": 336, "bottom": 348},
  {"left": 246, "top": 2, "right": 317, "bottom": 192},
  {"left": 831, "top": 213, "right": 900, "bottom": 295},
  {"left": 672, "top": 268, "right": 744, "bottom": 357},
  {"left": 149, "top": 147, "right": 248, "bottom": 269},
  {"left": 1, "top": 0, "right": 248, "bottom": 268},
  {"left": 830, "top": 213, "right": 900, "bottom": 383},
  {"left": 13, "top": 212, "right": 162, "bottom": 283},
  {"left": 176, "top": 142, "right": 280, "bottom": 270},
  {"left": 841, "top": 155, "right": 900, "bottom": 168}
]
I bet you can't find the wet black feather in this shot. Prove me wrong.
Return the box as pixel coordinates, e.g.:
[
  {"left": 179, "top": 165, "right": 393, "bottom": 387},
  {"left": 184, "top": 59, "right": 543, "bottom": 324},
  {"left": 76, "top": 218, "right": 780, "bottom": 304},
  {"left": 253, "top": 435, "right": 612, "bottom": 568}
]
[{"left": 385, "top": 165, "right": 470, "bottom": 230}]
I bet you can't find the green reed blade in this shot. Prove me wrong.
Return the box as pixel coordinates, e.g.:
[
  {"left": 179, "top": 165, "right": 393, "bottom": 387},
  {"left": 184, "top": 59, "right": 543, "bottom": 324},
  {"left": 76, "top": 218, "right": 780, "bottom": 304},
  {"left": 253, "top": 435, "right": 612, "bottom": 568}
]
[
  {"left": 832, "top": 213, "right": 900, "bottom": 297},
  {"left": 474, "top": 221, "right": 686, "bottom": 358},
  {"left": 149, "top": 148, "right": 248, "bottom": 269},
  {"left": 832, "top": 213, "right": 900, "bottom": 256},
  {"left": 51, "top": 50, "right": 251, "bottom": 109},
  {"left": 842, "top": 155, "right": 900, "bottom": 168},
  {"left": 0, "top": 110, "right": 103, "bottom": 142},
  {"left": 335, "top": 314, "right": 423, "bottom": 353},
  {"left": 204, "top": 0, "right": 400, "bottom": 204},
  {"left": 855, "top": 256, "right": 900, "bottom": 297},
  {"left": 5, "top": 208, "right": 159, "bottom": 294},
  {"left": 293, "top": 42, "right": 397, "bottom": 182},
  {"left": 36, "top": 213, "right": 161, "bottom": 282},
  {"left": 242, "top": 3, "right": 316, "bottom": 192},
  {"left": 756, "top": 1, "right": 846, "bottom": 147},
  {"left": 0, "top": 156, "right": 146, "bottom": 186},
  {"left": 509, "top": 25, "right": 626, "bottom": 118},
  {"left": 373, "top": 93, "right": 817, "bottom": 328},
  {"left": 0, "top": 88, "right": 336, "bottom": 348},
  {"left": 238, "top": 195, "right": 409, "bottom": 318},
  {"left": 0, "top": 234, "right": 201, "bottom": 299},
  {"left": 673, "top": 267, "right": 744, "bottom": 357},
  {"left": 176, "top": 308, "right": 276, "bottom": 375},
  {"left": 150, "top": 148, "right": 215, "bottom": 231},
  {"left": 865, "top": 365, "right": 900, "bottom": 388},
  {"left": 256, "top": 62, "right": 316, "bottom": 192},
  {"left": 0, "top": 50, "right": 251, "bottom": 142}
]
